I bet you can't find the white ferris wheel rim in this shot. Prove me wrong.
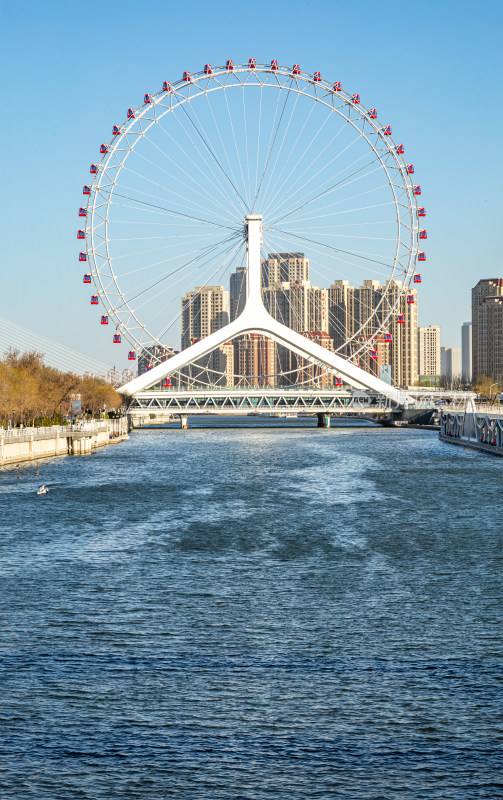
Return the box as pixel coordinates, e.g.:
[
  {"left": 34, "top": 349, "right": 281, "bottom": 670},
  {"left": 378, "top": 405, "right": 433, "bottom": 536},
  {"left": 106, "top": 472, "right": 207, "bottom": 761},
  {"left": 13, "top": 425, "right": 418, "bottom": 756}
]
[{"left": 83, "top": 62, "right": 421, "bottom": 365}]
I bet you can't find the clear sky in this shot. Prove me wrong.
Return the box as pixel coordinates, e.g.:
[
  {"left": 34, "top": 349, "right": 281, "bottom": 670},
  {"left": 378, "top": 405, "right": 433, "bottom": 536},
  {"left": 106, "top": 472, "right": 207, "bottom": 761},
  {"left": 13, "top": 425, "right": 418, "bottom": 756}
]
[{"left": 0, "top": 0, "right": 501, "bottom": 371}]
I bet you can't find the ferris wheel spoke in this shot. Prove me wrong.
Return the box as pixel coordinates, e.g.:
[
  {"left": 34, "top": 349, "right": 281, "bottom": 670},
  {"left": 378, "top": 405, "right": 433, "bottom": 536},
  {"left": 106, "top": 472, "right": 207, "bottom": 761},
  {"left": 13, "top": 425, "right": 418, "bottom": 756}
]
[
  {"left": 119, "top": 160, "right": 237, "bottom": 226},
  {"left": 252, "top": 79, "right": 293, "bottom": 212},
  {"left": 126, "top": 137, "right": 237, "bottom": 223},
  {"left": 140, "top": 119, "right": 238, "bottom": 220},
  {"left": 271, "top": 185, "right": 393, "bottom": 227},
  {"left": 115, "top": 232, "right": 241, "bottom": 310},
  {"left": 265, "top": 119, "right": 372, "bottom": 220},
  {"left": 267, "top": 146, "right": 382, "bottom": 227},
  {"left": 109, "top": 191, "right": 237, "bottom": 230},
  {"left": 112, "top": 234, "right": 229, "bottom": 280},
  {"left": 219, "top": 88, "right": 249, "bottom": 209},
  {"left": 262, "top": 101, "right": 347, "bottom": 219},
  {"left": 258, "top": 88, "right": 302, "bottom": 213},
  {"left": 173, "top": 98, "right": 246, "bottom": 217},
  {"left": 155, "top": 236, "right": 245, "bottom": 342},
  {"left": 241, "top": 87, "right": 252, "bottom": 209},
  {"left": 203, "top": 91, "right": 245, "bottom": 212},
  {"left": 178, "top": 98, "right": 249, "bottom": 213},
  {"left": 268, "top": 227, "right": 395, "bottom": 271}
]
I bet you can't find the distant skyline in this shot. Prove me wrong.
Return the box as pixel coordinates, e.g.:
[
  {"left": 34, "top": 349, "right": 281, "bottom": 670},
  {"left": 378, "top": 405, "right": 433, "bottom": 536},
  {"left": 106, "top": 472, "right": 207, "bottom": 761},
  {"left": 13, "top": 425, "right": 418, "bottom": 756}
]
[{"left": 1, "top": 0, "right": 502, "bottom": 369}]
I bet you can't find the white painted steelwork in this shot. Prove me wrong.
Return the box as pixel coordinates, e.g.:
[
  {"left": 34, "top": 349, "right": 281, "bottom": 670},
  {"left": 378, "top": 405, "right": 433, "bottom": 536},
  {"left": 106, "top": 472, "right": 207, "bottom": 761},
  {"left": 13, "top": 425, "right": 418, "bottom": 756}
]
[
  {"left": 120, "top": 216, "right": 408, "bottom": 402},
  {"left": 82, "top": 62, "right": 423, "bottom": 398}
]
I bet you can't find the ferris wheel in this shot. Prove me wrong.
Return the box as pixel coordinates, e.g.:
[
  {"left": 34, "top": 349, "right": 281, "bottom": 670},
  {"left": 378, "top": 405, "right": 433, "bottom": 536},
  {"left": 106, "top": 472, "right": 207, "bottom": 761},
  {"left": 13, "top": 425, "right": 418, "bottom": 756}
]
[{"left": 79, "top": 59, "right": 425, "bottom": 390}]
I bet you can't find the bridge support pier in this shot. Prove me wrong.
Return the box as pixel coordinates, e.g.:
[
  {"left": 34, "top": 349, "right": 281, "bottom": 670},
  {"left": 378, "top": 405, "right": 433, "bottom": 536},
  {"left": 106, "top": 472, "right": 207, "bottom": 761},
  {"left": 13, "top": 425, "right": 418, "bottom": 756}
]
[
  {"left": 317, "top": 413, "right": 330, "bottom": 429},
  {"left": 180, "top": 415, "right": 188, "bottom": 430}
]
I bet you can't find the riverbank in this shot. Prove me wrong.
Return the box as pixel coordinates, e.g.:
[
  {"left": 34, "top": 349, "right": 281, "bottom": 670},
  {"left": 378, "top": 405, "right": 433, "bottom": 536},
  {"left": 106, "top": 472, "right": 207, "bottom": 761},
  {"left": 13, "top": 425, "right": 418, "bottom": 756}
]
[
  {"left": 0, "top": 417, "right": 129, "bottom": 466},
  {"left": 440, "top": 405, "right": 503, "bottom": 457}
]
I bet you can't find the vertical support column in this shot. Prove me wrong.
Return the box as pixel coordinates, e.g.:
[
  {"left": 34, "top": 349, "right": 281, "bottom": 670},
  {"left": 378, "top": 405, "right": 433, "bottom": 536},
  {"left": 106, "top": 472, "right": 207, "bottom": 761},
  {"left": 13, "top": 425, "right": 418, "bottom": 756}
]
[
  {"left": 245, "top": 215, "right": 263, "bottom": 309},
  {"left": 180, "top": 415, "right": 188, "bottom": 429},
  {"left": 317, "top": 414, "right": 330, "bottom": 428}
]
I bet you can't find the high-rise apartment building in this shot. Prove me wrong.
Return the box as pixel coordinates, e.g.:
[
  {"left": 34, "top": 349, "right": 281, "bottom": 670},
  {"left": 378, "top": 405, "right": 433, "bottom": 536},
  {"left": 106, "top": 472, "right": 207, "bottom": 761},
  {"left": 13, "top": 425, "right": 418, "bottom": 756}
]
[
  {"left": 121, "top": 368, "right": 135, "bottom": 385},
  {"left": 461, "top": 322, "right": 472, "bottom": 381},
  {"left": 180, "top": 285, "right": 229, "bottom": 350},
  {"left": 230, "top": 266, "right": 246, "bottom": 321},
  {"left": 474, "top": 296, "right": 503, "bottom": 381},
  {"left": 472, "top": 278, "right": 503, "bottom": 379},
  {"left": 294, "top": 331, "right": 335, "bottom": 387},
  {"left": 138, "top": 343, "right": 175, "bottom": 376},
  {"left": 262, "top": 253, "right": 309, "bottom": 287},
  {"left": 441, "top": 347, "right": 461, "bottom": 380},
  {"left": 234, "top": 334, "right": 276, "bottom": 387},
  {"left": 328, "top": 278, "right": 418, "bottom": 387},
  {"left": 418, "top": 325, "right": 441, "bottom": 378}
]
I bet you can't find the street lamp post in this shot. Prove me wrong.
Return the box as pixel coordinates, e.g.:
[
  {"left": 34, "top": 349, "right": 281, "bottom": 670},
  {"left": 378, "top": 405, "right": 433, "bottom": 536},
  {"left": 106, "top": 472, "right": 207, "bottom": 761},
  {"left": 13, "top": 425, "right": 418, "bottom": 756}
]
[{"left": 489, "top": 383, "right": 499, "bottom": 403}]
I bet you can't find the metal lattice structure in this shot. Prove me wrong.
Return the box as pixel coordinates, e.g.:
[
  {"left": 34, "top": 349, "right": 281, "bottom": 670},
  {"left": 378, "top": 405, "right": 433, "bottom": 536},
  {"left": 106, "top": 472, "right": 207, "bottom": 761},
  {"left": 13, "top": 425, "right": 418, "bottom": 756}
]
[{"left": 79, "top": 61, "right": 424, "bottom": 400}]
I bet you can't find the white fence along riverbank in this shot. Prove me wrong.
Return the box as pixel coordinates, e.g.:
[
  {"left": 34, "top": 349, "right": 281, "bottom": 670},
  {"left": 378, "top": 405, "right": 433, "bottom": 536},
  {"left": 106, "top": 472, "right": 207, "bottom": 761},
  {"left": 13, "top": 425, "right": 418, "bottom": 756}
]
[
  {"left": 0, "top": 418, "right": 129, "bottom": 465},
  {"left": 440, "top": 403, "right": 503, "bottom": 457}
]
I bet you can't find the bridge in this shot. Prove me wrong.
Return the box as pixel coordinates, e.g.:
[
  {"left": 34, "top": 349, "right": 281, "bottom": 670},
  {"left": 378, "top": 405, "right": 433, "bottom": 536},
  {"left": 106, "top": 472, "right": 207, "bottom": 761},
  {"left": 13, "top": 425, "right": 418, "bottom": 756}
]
[{"left": 127, "top": 387, "right": 473, "bottom": 428}]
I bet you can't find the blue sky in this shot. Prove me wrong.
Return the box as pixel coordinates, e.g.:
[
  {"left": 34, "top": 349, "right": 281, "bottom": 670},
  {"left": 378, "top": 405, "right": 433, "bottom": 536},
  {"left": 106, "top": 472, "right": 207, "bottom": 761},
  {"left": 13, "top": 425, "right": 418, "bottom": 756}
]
[{"left": 0, "top": 0, "right": 501, "bottom": 371}]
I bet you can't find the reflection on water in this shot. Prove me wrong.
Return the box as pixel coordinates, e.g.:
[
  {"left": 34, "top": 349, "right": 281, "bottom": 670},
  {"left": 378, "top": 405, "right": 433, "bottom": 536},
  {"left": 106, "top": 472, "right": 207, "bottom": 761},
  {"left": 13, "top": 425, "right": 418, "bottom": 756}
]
[{"left": 1, "top": 418, "right": 502, "bottom": 799}]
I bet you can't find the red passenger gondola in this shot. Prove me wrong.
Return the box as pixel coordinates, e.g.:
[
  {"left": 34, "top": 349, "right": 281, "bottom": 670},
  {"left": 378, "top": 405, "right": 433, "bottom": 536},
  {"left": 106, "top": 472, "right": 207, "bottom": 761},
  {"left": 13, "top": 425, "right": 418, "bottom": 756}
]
[
  {"left": 368, "top": 108, "right": 377, "bottom": 119},
  {"left": 384, "top": 333, "right": 393, "bottom": 342},
  {"left": 90, "top": 164, "right": 98, "bottom": 174},
  {"left": 414, "top": 274, "right": 422, "bottom": 283},
  {"left": 83, "top": 274, "right": 91, "bottom": 284},
  {"left": 162, "top": 81, "right": 171, "bottom": 91},
  {"left": 383, "top": 126, "right": 392, "bottom": 135},
  {"left": 407, "top": 295, "right": 415, "bottom": 304},
  {"left": 90, "top": 295, "right": 98, "bottom": 304},
  {"left": 79, "top": 252, "right": 87, "bottom": 262},
  {"left": 77, "top": 230, "right": 85, "bottom": 239},
  {"left": 418, "top": 252, "right": 426, "bottom": 261},
  {"left": 292, "top": 64, "right": 300, "bottom": 75},
  {"left": 101, "top": 315, "right": 108, "bottom": 325},
  {"left": 419, "top": 229, "right": 427, "bottom": 239},
  {"left": 406, "top": 164, "right": 414, "bottom": 174},
  {"left": 127, "top": 108, "right": 135, "bottom": 118},
  {"left": 397, "top": 315, "right": 405, "bottom": 324},
  {"left": 204, "top": 64, "right": 212, "bottom": 74},
  {"left": 396, "top": 144, "right": 404, "bottom": 154},
  {"left": 335, "top": 377, "right": 343, "bottom": 386},
  {"left": 83, "top": 185, "right": 91, "bottom": 195},
  {"left": 146, "top": 365, "right": 152, "bottom": 371},
  {"left": 128, "top": 351, "right": 136, "bottom": 360},
  {"left": 163, "top": 378, "right": 172, "bottom": 387},
  {"left": 414, "top": 185, "right": 421, "bottom": 195},
  {"left": 271, "top": 60, "right": 279, "bottom": 71},
  {"left": 183, "top": 71, "right": 190, "bottom": 81},
  {"left": 113, "top": 334, "right": 121, "bottom": 343},
  {"left": 418, "top": 207, "right": 426, "bottom": 217},
  {"left": 226, "top": 60, "right": 234, "bottom": 70},
  {"left": 100, "top": 144, "right": 108, "bottom": 154},
  {"left": 144, "top": 93, "right": 152, "bottom": 103},
  {"left": 352, "top": 93, "right": 360, "bottom": 104},
  {"left": 370, "top": 350, "right": 378, "bottom": 359},
  {"left": 79, "top": 207, "right": 87, "bottom": 217},
  {"left": 313, "top": 71, "right": 322, "bottom": 82},
  {"left": 248, "top": 58, "right": 256, "bottom": 68},
  {"left": 112, "top": 125, "right": 120, "bottom": 136},
  {"left": 333, "top": 81, "right": 342, "bottom": 91}
]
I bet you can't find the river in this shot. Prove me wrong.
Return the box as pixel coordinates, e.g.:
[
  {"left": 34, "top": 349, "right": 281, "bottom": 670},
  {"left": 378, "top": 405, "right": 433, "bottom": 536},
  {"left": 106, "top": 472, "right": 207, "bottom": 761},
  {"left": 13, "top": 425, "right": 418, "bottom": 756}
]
[{"left": 1, "top": 418, "right": 502, "bottom": 798}]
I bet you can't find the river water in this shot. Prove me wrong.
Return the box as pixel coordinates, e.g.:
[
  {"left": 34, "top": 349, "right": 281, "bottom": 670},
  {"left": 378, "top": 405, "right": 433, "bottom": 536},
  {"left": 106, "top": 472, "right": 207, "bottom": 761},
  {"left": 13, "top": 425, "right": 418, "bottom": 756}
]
[{"left": 1, "top": 418, "right": 502, "bottom": 799}]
